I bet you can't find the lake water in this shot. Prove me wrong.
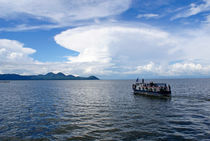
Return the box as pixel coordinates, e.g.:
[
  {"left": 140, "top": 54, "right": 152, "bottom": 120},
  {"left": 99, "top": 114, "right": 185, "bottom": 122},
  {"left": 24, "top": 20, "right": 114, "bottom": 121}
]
[{"left": 0, "top": 79, "right": 210, "bottom": 140}]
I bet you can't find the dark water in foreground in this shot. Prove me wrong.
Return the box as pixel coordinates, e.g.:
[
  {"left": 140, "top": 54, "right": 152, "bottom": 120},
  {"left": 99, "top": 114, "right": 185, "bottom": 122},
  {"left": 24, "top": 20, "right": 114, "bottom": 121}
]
[{"left": 0, "top": 79, "right": 210, "bottom": 141}]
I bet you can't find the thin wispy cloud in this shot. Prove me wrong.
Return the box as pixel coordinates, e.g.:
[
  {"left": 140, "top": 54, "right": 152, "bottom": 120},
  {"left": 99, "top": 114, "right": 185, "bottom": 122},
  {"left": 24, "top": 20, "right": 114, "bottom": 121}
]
[
  {"left": 172, "top": 0, "right": 210, "bottom": 20},
  {"left": 137, "top": 14, "right": 159, "bottom": 19},
  {"left": 0, "top": 0, "right": 131, "bottom": 30}
]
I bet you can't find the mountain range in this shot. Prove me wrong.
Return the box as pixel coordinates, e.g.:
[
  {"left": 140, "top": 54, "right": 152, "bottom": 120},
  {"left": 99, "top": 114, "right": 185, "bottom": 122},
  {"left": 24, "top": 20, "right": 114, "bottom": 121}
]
[{"left": 0, "top": 72, "right": 99, "bottom": 80}]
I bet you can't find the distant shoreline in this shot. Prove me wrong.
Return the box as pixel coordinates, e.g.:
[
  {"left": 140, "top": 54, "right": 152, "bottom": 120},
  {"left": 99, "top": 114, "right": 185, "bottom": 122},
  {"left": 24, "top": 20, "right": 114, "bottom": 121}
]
[{"left": 0, "top": 72, "right": 99, "bottom": 80}]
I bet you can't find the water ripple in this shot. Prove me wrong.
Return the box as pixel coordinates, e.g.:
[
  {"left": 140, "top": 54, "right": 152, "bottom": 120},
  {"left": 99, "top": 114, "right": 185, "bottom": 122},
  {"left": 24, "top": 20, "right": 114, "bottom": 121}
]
[{"left": 0, "top": 79, "right": 210, "bottom": 140}]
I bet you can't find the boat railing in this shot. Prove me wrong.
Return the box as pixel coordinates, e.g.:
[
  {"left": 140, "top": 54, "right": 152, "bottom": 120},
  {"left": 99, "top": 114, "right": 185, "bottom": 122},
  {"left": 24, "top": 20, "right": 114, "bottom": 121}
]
[{"left": 134, "top": 82, "right": 171, "bottom": 92}]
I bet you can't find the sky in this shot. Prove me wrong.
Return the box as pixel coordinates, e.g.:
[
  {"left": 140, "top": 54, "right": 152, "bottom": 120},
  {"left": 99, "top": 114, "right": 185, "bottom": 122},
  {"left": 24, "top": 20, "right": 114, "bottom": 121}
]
[{"left": 0, "top": 0, "right": 210, "bottom": 79}]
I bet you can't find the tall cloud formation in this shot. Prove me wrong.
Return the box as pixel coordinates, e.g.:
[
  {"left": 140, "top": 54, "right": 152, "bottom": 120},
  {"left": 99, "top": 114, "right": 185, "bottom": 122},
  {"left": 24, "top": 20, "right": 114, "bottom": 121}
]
[
  {"left": 54, "top": 25, "right": 210, "bottom": 77},
  {"left": 54, "top": 25, "right": 177, "bottom": 65}
]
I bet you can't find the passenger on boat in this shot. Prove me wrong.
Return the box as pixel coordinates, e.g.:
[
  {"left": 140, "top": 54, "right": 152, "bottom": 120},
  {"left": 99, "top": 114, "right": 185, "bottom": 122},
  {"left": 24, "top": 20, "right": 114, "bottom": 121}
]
[
  {"left": 168, "top": 85, "right": 171, "bottom": 91},
  {"left": 136, "top": 78, "right": 139, "bottom": 82},
  {"left": 152, "top": 82, "right": 155, "bottom": 86}
]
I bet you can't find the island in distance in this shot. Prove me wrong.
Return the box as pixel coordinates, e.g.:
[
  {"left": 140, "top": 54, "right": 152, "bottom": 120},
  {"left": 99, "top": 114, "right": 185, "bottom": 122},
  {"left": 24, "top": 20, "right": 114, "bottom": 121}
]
[{"left": 0, "top": 72, "right": 99, "bottom": 80}]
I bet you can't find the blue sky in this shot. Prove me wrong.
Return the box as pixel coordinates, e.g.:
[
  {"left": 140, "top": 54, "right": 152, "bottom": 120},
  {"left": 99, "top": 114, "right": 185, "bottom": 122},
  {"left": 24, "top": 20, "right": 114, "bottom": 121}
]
[{"left": 0, "top": 0, "right": 210, "bottom": 79}]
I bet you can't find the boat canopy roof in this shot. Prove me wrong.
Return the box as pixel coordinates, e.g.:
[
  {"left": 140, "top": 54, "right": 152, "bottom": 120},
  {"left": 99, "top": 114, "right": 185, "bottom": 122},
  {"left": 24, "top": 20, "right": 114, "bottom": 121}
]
[{"left": 136, "top": 82, "right": 167, "bottom": 87}]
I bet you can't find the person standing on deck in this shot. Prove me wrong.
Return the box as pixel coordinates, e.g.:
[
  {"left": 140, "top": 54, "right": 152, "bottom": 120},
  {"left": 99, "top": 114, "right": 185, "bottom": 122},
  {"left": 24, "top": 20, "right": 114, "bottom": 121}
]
[{"left": 136, "top": 78, "right": 139, "bottom": 82}]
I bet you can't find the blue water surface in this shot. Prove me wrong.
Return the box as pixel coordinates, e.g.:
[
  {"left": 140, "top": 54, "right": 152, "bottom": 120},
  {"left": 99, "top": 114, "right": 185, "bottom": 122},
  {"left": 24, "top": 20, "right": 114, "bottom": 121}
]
[{"left": 0, "top": 79, "right": 210, "bottom": 140}]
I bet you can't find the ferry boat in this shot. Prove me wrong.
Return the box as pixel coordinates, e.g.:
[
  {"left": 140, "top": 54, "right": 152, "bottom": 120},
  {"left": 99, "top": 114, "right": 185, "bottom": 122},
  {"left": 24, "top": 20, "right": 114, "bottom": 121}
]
[{"left": 132, "top": 78, "right": 171, "bottom": 98}]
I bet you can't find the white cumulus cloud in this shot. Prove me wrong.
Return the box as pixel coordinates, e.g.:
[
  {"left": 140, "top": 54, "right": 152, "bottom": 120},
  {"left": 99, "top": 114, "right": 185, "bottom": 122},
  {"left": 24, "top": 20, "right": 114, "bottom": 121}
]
[{"left": 0, "top": 39, "right": 35, "bottom": 63}]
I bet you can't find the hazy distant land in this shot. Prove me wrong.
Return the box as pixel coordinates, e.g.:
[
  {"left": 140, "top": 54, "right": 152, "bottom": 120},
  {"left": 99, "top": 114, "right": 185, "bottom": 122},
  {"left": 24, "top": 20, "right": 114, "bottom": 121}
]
[{"left": 0, "top": 72, "right": 99, "bottom": 80}]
